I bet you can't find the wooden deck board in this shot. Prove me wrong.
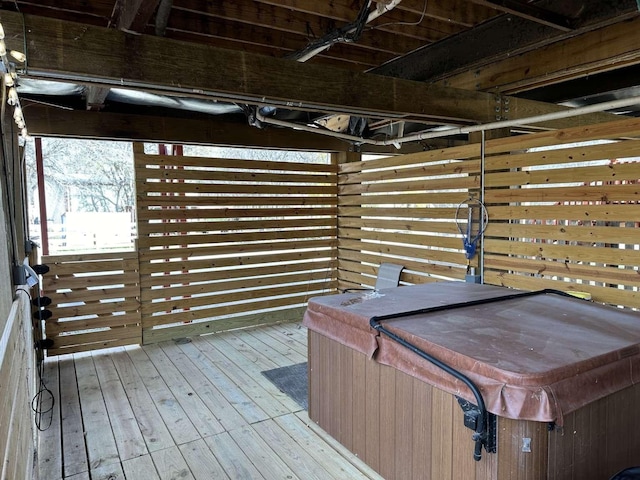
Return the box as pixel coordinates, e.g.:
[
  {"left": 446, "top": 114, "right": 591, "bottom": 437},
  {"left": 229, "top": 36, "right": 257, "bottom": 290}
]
[
  {"left": 37, "top": 357, "right": 62, "bottom": 480},
  {"left": 37, "top": 323, "right": 383, "bottom": 480}
]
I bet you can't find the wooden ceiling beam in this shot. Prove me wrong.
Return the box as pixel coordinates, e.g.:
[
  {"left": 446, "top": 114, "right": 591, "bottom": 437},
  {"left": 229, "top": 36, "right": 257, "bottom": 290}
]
[
  {"left": 5, "top": 12, "right": 617, "bottom": 129},
  {"left": 23, "top": 103, "right": 444, "bottom": 153},
  {"left": 440, "top": 15, "right": 640, "bottom": 94}
]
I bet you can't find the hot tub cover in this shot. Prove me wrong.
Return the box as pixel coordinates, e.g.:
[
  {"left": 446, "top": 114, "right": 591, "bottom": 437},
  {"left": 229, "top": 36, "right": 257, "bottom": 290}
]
[{"left": 303, "top": 282, "right": 640, "bottom": 425}]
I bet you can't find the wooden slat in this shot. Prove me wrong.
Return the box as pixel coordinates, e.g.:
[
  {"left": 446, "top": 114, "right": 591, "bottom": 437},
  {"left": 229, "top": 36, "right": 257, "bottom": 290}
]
[
  {"left": 339, "top": 206, "right": 460, "bottom": 219},
  {"left": 484, "top": 183, "right": 640, "bottom": 204},
  {"left": 339, "top": 227, "right": 462, "bottom": 250},
  {"left": 485, "top": 162, "right": 640, "bottom": 188},
  {"left": 483, "top": 116, "right": 640, "bottom": 156},
  {"left": 136, "top": 153, "right": 336, "bottom": 172},
  {"left": 485, "top": 221, "right": 640, "bottom": 244},
  {"left": 338, "top": 144, "right": 480, "bottom": 174},
  {"left": 487, "top": 204, "right": 640, "bottom": 222},
  {"left": 137, "top": 166, "right": 335, "bottom": 184},
  {"left": 138, "top": 181, "right": 335, "bottom": 195},
  {"left": 340, "top": 217, "right": 459, "bottom": 234},
  {"left": 137, "top": 217, "right": 335, "bottom": 236},
  {"left": 339, "top": 158, "right": 479, "bottom": 185},
  {"left": 138, "top": 228, "right": 336, "bottom": 249},
  {"left": 339, "top": 175, "right": 477, "bottom": 195},
  {"left": 485, "top": 238, "right": 640, "bottom": 266},
  {"left": 138, "top": 206, "right": 336, "bottom": 220},
  {"left": 483, "top": 140, "right": 639, "bottom": 172},
  {"left": 484, "top": 254, "right": 640, "bottom": 286},
  {"left": 137, "top": 195, "right": 337, "bottom": 207},
  {"left": 139, "top": 248, "right": 335, "bottom": 275},
  {"left": 338, "top": 192, "right": 469, "bottom": 206}
]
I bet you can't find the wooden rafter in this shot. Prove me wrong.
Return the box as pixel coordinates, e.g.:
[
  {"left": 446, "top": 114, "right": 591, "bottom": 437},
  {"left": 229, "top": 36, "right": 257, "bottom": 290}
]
[
  {"left": 248, "top": 0, "right": 466, "bottom": 40},
  {"left": 469, "top": 0, "right": 573, "bottom": 31},
  {"left": 440, "top": 15, "right": 640, "bottom": 94},
  {"left": 166, "top": 5, "right": 420, "bottom": 58}
]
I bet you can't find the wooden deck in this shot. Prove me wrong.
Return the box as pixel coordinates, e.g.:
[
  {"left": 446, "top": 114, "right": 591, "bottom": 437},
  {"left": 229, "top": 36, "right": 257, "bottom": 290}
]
[{"left": 36, "top": 323, "right": 383, "bottom": 480}]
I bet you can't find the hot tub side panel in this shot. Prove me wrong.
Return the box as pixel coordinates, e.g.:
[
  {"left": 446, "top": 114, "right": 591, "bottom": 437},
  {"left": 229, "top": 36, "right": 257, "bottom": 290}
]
[{"left": 308, "top": 330, "right": 640, "bottom": 480}]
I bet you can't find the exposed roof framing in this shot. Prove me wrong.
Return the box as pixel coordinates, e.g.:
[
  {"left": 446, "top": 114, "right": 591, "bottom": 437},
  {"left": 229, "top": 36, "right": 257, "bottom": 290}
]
[
  {"left": 2, "top": 0, "right": 639, "bottom": 146},
  {"left": 2, "top": 11, "right": 617, "bottom": 131}
]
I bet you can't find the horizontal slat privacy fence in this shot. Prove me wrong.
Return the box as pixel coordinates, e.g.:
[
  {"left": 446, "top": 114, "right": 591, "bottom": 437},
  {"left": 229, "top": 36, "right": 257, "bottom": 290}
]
[
  {"left": 482, "top": 117, "right": 640, "bottom": 308},
  {"left": 337, "top": 145, "right": 482, "bottom": 290},
  {"left": 337, "top": 117, "right": 640, "bottom": 309},
  {"left": 41, "top": 251, "right": 142, "bottom": 356},
  {"left": 135, "top": 144, "right": 337, "bottom": 343}
]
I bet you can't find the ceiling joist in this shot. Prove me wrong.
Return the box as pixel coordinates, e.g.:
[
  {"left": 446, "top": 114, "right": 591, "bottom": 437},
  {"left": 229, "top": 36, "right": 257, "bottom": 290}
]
[
  {"left": 4, "top": 11, "right": 618, "bottom": 132},
  {"left": 468, "top": 0, "right": 573, "bottom": 31}
]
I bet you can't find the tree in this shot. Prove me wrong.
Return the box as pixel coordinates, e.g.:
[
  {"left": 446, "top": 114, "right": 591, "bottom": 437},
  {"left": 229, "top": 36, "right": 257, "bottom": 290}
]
[{"left": 25, "top": 138, "right": 135, "bottom": 219}]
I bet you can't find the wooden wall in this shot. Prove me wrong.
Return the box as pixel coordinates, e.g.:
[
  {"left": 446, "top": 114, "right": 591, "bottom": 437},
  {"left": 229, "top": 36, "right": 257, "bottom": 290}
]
[
  {"left": 134, "top": 145, "right": 337, "bottom": 343},
  {"left": 337, "top": 144, "right": 481, "bottom": 290},
  {"left": 338, "top": 117, "right": 640, "bottom": 309},
  {"left": 482, "top": 119, "right": 640, "bottom": 307},
  {"left": 0, "top": 290, "right": 36, "bottom": 480},
  {"left": 41, "top": 251, "right": 142, "bottom": 356}
]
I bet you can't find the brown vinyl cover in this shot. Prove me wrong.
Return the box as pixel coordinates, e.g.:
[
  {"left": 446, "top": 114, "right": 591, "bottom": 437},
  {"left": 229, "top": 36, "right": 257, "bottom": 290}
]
[{"left": 302, "top": 282, "right": 640, "bottom": 424}]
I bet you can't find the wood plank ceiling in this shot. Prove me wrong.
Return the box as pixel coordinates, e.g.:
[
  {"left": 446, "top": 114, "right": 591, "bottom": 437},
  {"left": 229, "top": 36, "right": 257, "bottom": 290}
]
[{"left": 3, "top": 0, "right": 640, "bottom": 148}]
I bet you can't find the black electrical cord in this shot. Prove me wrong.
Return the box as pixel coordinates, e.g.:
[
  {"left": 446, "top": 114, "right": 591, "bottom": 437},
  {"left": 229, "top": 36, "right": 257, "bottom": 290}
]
[
  {"left": 287, "top": 0, "right": 372, "bottom": 61},
  {"left": 15, "top": 287, "right": 55, "bottom": 430},
  {"left": 31, "top": 355, "right": 55, "bottom": 431}
]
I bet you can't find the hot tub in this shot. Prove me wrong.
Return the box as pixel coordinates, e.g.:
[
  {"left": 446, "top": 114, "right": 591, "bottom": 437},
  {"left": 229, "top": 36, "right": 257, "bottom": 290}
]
[{"left": 303, "top": 282, "right": 640, "bottom": 480}]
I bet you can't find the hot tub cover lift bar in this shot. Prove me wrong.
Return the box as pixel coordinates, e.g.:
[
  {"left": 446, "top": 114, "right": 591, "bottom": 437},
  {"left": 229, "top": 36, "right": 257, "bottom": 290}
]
[{"left": 369, "top": 288, "right": 577, "bottom": 461}]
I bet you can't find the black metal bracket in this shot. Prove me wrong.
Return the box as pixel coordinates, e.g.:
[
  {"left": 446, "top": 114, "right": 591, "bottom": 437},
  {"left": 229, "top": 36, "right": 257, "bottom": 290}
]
[{"left": 456, "top": 396, "right": 497, "bottom": 455}]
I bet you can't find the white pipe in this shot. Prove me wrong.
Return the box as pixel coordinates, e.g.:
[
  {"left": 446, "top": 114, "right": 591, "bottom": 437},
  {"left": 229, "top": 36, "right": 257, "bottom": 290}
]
[
  {"left": 256, "top": 95, "right": 640, "bottom": 147},
  {"left": 479, "top": 129, "right": 485, "bottom": 285}
]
